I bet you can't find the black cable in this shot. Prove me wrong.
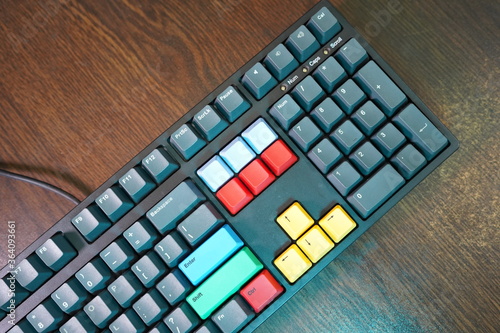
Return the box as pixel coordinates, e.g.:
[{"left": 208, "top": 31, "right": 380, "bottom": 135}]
[{"left": 0, "top": 169, "right": 80, "bottom": 205}]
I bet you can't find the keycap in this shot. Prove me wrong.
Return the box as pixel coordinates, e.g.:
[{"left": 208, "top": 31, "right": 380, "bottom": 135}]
[
  {"left": 310, "top": 97, "right": 345, "bottom": 132},
  {"left": 276, "top": 202, "right": 314, "bottom": 240},
  {"left": 0, "top": 277, "right": 28, "bottom": 311},
  {"left": 193, "top": 105, "right": 228, "bottom": 140},
  {"left": 71, "top": 206, "right": 111, "bottom": 242},
  {"left": 291, "top": 76, "right": 325, "bottom": 111},
  {"left": 36, "top": 233, "right": 76, "bottom": 271},
  {"left": 164, "top": 302, "right": 200, "bottom": 333},
  {"left": 100, "top": 238, "right": 135, "bottom": 272},
  {"left": 156, "top": 269, "right": 192, "bottom": 305},
  {"left": 154, "top": 231, "right": 190, "bottom": 267},
  {"left": 216, "top": 178, "right": 253, "bottom": 215},
  {"left": 108, "top": 272, "right": 143, "bottom": 307},
  {"left": 84, "top": 291, "right": 120, "bottom": 329},
  {"left": 59, "top": 311, "right": 97, "bottom": 333},
  {"left": 197, "top": 155, "right": 234, "bottom": 192},
  {"left": 240, "top": 270, "right": 283, "bottom": 313},
  {"left": 194, "top": 321, "right": 220, "bottom": 333},
  {"left": 239, "top": 159, "right": 276, "bottom": 195},
  {"left": 170, "top": 124, "right": 206, "bottom": 160},
  {"left": 131, "top": 252, "right": 167, "bottom": 288},
  {"left": 95, "top": 187, "right": 133, "bottom": 222},
  {"left": 179, "top": 225, "right": 243, "bottom": 285},
  {"left": 269, "top": 94, "right": 304, "bottom": 130},
  {"left": 149, "top": 322, "right": 169, "bottom": 333},
  {"left": 354, "top": 60, "right": 407, "bottom": 115},
  {"left": 393, "top": 104, "right": 448, "bottom": 159},
  {"left": 307, "top": 7, "right": 341, "bottom": 44},
  {"left": 212, "top": 295, "right": 255, "bottom": 333},
  {"left": 308, "top": 138, "right": 342, "bottom": 173},
  {"left": 147, "top": 180, "right": 206, "bottom": 233},
  {"left": 186, "top": 247, "right": 263, "bottom": 319},
  {"left": 75, "top": 258, "right": 112, "bottom": 293},
  {"left": 133, "top": 289, "right": 169, "bottom": 326},
  {"left": 391, "top": 144, "right": 427, "bottom": 179},
  {"left": 289, "top": 117, "right": 322, "bottom": 151},
  {"left": 119, "top": 167, "right": 156, "bottom": 202},
  {"left": 220, "top": 137, "right": 256, "bottom": 173},
  {"left": 51, "top": 279, "right": 88, "bottom": 314},
  {"left": 327, "top": 161, "right": 362, "bottom": 196},
  {"left": 351, "top": 101, "right": 386, "bottom": 135},
  {"left": 12, "top": 255, "right": 52, "bottom": 291},
  {"left": 274, "top": 244, "right": 312, "bottom": 283},
  {"left": 285, "top": 25, "right": 320, "bottom": 62},
  {"left": 312, "top": 56, "right": 346, "bottom": 93},
  {"left": 242, "top": 63, "right": 277, "bottom": 100},
  {"left": 348, "top": 164, "right": 405, "bottom": 218},
  {"left": 349, "top": 142, "right": 384, "bottom": 176},
  {"left": 141, "top": 148, "right": 179, "bottom": 183},
  {"left": 27, "top": 299, "right": 63, "bottom": 332},
  {"left": 260, "top": 139, "right": 298, "bottom": 176},
  {"left": 177, "top": 203, "right": 225, "bottom": 246},
  {"left": 297, "top": 225, "right": 335, "bottom": 263},
  {"left": 124, "top": 219, "right": 159, "bottom": 253},
  {"left": 335, "top": 38, "right": 368, "bottom": 74},
  {"left": 330, "top": 120, "right": 364, "bottom": 154},
  {"left": 214, "top": 86, "right": 251, "bottom": 122},
  {"left": 332, "top": 79, "right": 366, "bottom": 114},
  {"left": 264, "top": 43, "right": 299, "bottom": 80},
  {"left": 109, "top": 310, "right": 145, "bottom": 333},
  {"left": 241, "top": 118, "right": 278, "bottom": 154},
  {"left": 319, "top": 206, "right": 357, "bottom": 242},
  {"left": 372, "top": 123, "right": 406, "bottom": 157}
]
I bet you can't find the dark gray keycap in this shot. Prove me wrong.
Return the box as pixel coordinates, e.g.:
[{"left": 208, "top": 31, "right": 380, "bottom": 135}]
[
  {"left": 350, "top": 142, "right": 384, "bottom": 175},
  {"left": 100, "top": 238, "right": 135, "bottom": 272},
  {"left": 327, "top": 161, "right": 362, "bottom": 196},
  {"left": 312, "top": 56, "right": 346, "bottom": 93},
  {"left": 95, "top": 186, "right": 133, "bottom": 222},
  {"left": 133, "top": 289, "right": 169, "bottom": 326},
  {"left": 12, "top": 255, "right": 52, "bottom": 291},
  {"left": 75, "top": 258, "right": 112, "bottom": 294},
  {"left": 348, "top": 164, "right": 405, "bottom": 218},
  {"left": 391, "top": 144, "right": 427, "bottom": 179},
  {"left": 335, "top": 38, "right": 368, "bottom": 74},
  {"left": 155, "top": 232, "right": 190, "bottom": 268},
  {"left": 27, "top": 299, "right": 63, "bottom": 332},
  {"left": 177, "top": 203, "right": 225, "bottom": 246},
  {"left": 119, "top": 167, "right": 155, "bottom": 202},
  {"left": 285, "top": 25, "right": 320, "bottom": 62},
  {"left": 214, "top": 86, "right": 251, "bottom": 122},
  {"left": 264, "top": 44, "right": 299, "bottom": 81},
  {"left": 291, "top": 76, "right": 325, "bottom": 111},
  {"left": 164, "top": 302, "right": 201, "bottom": 333},
  {"left": 269, "top": 94, "right": 304, "bottom": 130},
  {"left": 35, "top": 233, "right": 76, "bottom": 271},
  {"left": 330, "top": 120, "right": 364, "bottom": 154},
  {"left": 372, "top": 123, "right": 406, "bottom": 157},
  {"left": 307, "top": 7, "right": 341, "bottom": 44},
  {"left": 71, "top": 206, "right": 111, "bottom": 242},
  {"left": 156, "top": 269, "right": 192, "bottom": 306},
  {"left": 124, "top": 219, "right": 159, "bottom": 253},
  {"left": 147, "top": 180, "right": 205, "bottom": 234},
  {"left": 354, "top": 60, "right": 407, "bottom": 115},
  {"left": 84, "top": 291, "right": 120, "bottom": 329},
  {"left": 108, "top": 272, "right": 143, "bottom": 308},
  {"left": 241, "top": 63, "right": 277, "bottom": 100},
  {"left": 308, "top": 138, "right": 342, "bottom": 173},
  {"left": 142, "top": 148, "right": 179, "bottom": 183},
  {"left": 59, "top": 311, "right": 97, "bottom": 333},
  {"left": 1, "top": 277, "right": 28, "bottom": 311},
  {"left": 149, "top": 322, "right": 170, "bottom": 333},
  {"left": 393, "top": 104, "right": 448, "bottom": 159},
  {"left": 51, "top": 279, "right": 88, "bottom": 314},
  {"left": 195, "top": 321, "right": 220, "bottom": 333},
  {"left": 351, "top": 101, "right": 386, "bottom": 135},
  {"left": 132, "top": 252, "right": 167, "bottom": 288},
  {"left": 310, "top": 97, "right": 345, "bottom": 132},
  {"left": 289, "top": 117, "right": 322, "bottom": 151},
  {"left": 109, "top": 310, "right": 145, "bottom": 333},
  {"left": 170, "top": 124, "right": 206, "bottom": 160},
  {"left": 212, "top": 295, "right": 255, "bottom": 333},
  {"left": 333, "top": 79, "right": 366, "bottom": 114},
  {"left": 193, "top": 105, "right": 228, "bottom": 140}
]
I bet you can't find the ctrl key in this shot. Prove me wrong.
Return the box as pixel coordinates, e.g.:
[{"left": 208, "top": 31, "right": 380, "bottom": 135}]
[
  {"left": 212, "top": 295, "right": 255, "bottom": 333},
  {"left": 240, "top": 270, "right": 283, "bottom": 313}
]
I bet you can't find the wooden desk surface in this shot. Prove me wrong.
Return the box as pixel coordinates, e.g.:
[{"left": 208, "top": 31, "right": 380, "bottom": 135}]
[{"left": 1, "top": 0, "right": 498, "bottom": 331}]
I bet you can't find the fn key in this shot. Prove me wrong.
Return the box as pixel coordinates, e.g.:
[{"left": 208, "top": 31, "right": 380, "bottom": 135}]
[{"left": 212, "top": 295, "right": 255, "bottom": 333}]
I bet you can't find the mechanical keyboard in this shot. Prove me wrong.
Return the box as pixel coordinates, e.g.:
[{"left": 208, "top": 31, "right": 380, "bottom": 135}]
[{"left": 1, "top": 1, "right": 459, "bottom": 332}]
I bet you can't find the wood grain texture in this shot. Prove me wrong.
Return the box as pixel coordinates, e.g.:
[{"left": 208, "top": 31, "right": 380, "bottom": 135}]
[{"left": 0, "top": 0, "right": 498, "bottom": 331}]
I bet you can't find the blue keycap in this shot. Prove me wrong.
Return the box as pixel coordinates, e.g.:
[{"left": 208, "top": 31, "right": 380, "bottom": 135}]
[
  {"left": 308, "top": 138, "right": 342, "bottom": 173},
  {"left": 372, "top": 123, "right": 406, "bottom": 157},
  {"left": 142, "top": 148, "right": 179, "bottom": 183},
  {"left": 193, "top": 105, "right": 228, "bottom": 140},
  {"left": 312, "top": 56, "right": 346, "bottom": 93},
  {"left": 335, "top": 38, "right": 368, "bottom": 74},
  {"left": 330, "top": 120, "right": 364, "bottom": 154},
  {"left": 197, "top": 156, "right": 234, "bottom": 192},
  {"left": 310, "top": 97, "right": 345, "bottom": 132},
  {"left": 242, "top": 63, "right": 277, "bottom": 100},
  {"left": 95, "top": 187, "right": 134, "bottom": 222},
  {"left": 242, "top": 118, "right": 278, "bottom": 154},
  {"left": 72, "top": 206, "right": 111, "bottom": 242},
  {"left": 12, "top": 255, "right": 52, "bottom": 291},
  {"left": 307, "top": 7, "right": 341, "bottom": 44},
  {"left": 108, "top": 271, "right": 143, "bottom": 308},
  {"left": 269, "top": 94, "right": 304, "bottom": 130},
  {"left": 214, "top": 86, "right": 251, "bottom": 122},
  {"left": 264, "top": 43, "right": 299, "bottom": 80},
  {"left": 291, "top": 76, "right": 325, "bottom": 112},
  {"left": 327, "top": 161, "right": 362, "bottom": 196},
  {"left": 351, "top": 101, "right": 386, "bottom": 135},
  {"left": 36, "top": 233, "right": 77, "bottom": 271},
  {"left": 179, "top": 225, "right": 243, "bottom": 285},
  {"left": 170, "top": 124, "right": 206, "bottom": 160},
  {"left": 391, "top": 144, "right": 427, "bottom": 179},
  {"left": 119, "top": 167, "right": 156, "bottom": 202},
  {"left": 333, "top": 79, "right": 366, "bottom": 114},
  {"left": 289, "top": 117, "right": 322, "bottom": 151},
  {"left": 285, "top": 25, "right": 320, "bottom": 62},
  {"left": 220, "top": 137, "right": 256, "bottom": 172},
  {"left": 350, "top": 142, "right": 384, "bottom": 176}
]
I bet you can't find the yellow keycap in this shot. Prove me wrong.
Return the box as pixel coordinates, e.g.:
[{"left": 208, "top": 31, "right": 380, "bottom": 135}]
[
  {"left": 319, "top": 206, "right": 357, "bottom": 243},
  {"left": 274, "top": 244, "right": 312, "bottom": 283},
  {"left": 297, "top": 225, "right": 334, "bottom": 263},
  {"left": 276, "top": 202, "right": 314, "bottom": 240}
]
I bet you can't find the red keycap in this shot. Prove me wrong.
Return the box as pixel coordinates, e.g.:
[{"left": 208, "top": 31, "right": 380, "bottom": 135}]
[
  {"left": 240, "top": 270, "right": 284, "bottom": 313},
  {"left": 239, "top": 159, "right": 276, "bottom": 195},
  {"left": 261, "top": 139, "right": 298, "bottom": 176},
  {"left": 216, "top": 178, "right": 253, "bottom": 215}
]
